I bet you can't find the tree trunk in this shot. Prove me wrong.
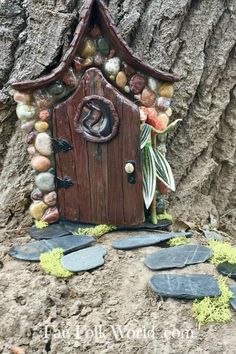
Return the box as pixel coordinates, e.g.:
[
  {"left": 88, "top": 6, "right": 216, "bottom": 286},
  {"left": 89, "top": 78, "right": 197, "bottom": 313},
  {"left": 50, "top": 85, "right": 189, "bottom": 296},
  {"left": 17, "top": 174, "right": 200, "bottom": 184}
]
[{"left": 0, "top": 0, "right": 235, "bottom": 234}]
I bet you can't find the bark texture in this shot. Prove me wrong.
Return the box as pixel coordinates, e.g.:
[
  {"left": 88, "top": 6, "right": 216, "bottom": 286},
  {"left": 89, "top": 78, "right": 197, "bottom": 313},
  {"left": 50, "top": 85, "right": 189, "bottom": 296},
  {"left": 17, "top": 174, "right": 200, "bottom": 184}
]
[{"left": 0, "top": 0, "right": 235, "bottom": 233}]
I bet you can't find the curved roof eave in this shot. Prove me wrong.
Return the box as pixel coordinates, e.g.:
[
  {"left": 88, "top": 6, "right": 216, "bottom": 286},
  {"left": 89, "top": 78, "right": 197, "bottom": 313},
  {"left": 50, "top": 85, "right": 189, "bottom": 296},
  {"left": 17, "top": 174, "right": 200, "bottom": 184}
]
[{"left": 12, "top": 0, "right": 180, "bottom": 91}]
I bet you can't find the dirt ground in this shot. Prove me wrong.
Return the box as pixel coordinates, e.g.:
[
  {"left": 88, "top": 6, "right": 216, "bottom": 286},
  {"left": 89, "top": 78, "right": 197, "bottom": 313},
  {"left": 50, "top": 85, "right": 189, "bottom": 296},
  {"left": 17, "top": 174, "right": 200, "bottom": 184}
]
[{"left": 0, "top": 229, "right": 236, "bottom": 354}]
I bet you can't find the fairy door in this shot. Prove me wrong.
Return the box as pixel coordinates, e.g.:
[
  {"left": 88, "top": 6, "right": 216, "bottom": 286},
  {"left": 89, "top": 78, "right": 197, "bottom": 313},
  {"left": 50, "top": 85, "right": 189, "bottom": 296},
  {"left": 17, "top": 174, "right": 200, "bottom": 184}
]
[{"left": 53, "top": 68, "right": 143, "bottom": 226}]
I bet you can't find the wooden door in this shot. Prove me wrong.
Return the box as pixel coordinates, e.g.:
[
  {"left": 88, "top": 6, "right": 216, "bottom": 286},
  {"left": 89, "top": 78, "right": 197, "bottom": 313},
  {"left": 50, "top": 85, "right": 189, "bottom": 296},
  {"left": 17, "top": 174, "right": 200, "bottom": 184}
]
[{"left": 53, "top": 68, "right": 143, "bottom": 226}]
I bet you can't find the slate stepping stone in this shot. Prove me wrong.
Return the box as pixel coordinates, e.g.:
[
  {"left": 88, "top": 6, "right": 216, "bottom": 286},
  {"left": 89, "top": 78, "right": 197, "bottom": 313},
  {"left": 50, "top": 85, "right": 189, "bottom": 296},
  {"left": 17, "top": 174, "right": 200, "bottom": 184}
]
[
  {"left": 61, "top": 245, "right": 106, "bottom": 272},
  {"left": 119, "top": 220, "right": 172, "bottom": 231},
  {"left": 229, "top": 285, "right": 236, "bottom": 311},
  {"left": 217, "top": 262, "right": 236, "bottom": 279},
  {"left": 202, "top": 229, "right": 224, "bottom": 241},
  {"left": 112, "top": 231, "right": 192, "bottom": 250},
  {"left": 8, "top": 235, "right": 95, "bottom": 262},
  {"left": 144, "top": 245, "right": 212, "bottom": 270},
  {"left": 61, "top": 221, "right": 95, "bottom": 233},
  {"left": 30, "top": 223, "right": 71, "bottom": 240},
  {"left": 150, "top": 274, "right": 221, "bottom": 299}
]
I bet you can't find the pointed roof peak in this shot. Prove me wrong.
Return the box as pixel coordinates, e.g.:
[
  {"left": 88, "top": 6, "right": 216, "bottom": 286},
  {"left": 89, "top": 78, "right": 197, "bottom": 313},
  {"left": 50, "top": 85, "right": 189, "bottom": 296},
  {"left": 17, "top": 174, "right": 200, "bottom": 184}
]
[{"left": 12, "top": 0, "right": 179, "bottom": 91}]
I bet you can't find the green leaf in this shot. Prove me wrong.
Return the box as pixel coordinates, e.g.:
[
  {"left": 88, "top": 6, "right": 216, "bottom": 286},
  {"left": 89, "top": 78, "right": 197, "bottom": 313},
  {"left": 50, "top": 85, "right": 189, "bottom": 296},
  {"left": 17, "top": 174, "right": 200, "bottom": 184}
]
[
  {"left": 153, "top": 148, "right": 176, "bottom": 191},
  {"left": 140, "top": 123, "right": 152, "bottom": 149},
  {"left": 151, "top": 119, "right": 182, "bottom": 135},
  {"left": 141, "top": 146, "right": 156, "bottom": 209}
]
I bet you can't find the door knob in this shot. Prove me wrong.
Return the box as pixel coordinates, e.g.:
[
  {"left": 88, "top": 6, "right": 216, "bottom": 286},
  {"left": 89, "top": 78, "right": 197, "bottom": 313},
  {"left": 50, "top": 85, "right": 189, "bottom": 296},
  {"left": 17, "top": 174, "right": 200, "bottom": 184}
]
[
  {"left": 125, "top": 161, "right": 136, "bottom": 184},
  {"left": 125, "top": 162, "right": 135, "bottom": 174}
]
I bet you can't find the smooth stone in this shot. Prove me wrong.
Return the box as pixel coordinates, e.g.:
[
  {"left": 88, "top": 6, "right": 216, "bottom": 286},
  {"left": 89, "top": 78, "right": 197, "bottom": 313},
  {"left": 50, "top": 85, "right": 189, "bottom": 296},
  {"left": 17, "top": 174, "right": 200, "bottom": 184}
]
[
  {"left": 35, "top": 132, "right": 52, "bottom": 156},
  {"left": 73, "top": 58, "right": 82, "bottom": 72},
  {"left": 31, "top": 188, "right": 43, "bottom": 201},
  {"left": 62, "top": 68, "right": 78, "bottom": 88},
  {"left": 123, "top": 63, "right": 136, "bottom": 77},
  {"left": 14, "top": 92, "right": 31, "bottom": 104},
  {"left": 150, "top": 274, "right": 221, "bottom": 299},
  {"left": 141, "top": 88, "right": 156, "bottom": 107},
  {"left": 90, "top": 24, "right": 101, "bottom": 38},
  {"left": 108, "top": 48, "right": 116, "bottom": 58},
  {"left": 130, "top": 74, "right": 146, "bottom": 94},
  {"left": 9, "top": 235, "right": 95, "bottom": 262},
  {"left": 80, "top": 39, "right": 96, "bottom": 58},
  {"left": 156, "top": 97, "right": 171, "bottom": 111},
  {"left": 229, "top": 285, "right": 236, "bottom": 311},
  {"left": 97, "top": 37, "right": 110, "bottom": 55},
  {"left": 147, "top": 77, "right": 158, "bottom": 92},
  {"left": 124, "top": 85, "right": 130, "bottom": 94},
  {"left": 21, "top": 120, "right": 35, "bottom": 133},
  {"left": 29, "top": 201, "right": 48, "bottom": 220},
  {"left": 104, "top": 57, "right": 121, "bottom": 76},
  {"left": 41, "top": 207, "right": 59, "bottom": 224},
  {"left": 217, "top": 262, "right": 236, "bottom": 279},
  {"left": 31, "top": 155, "right": 51, "bottom": 172},
  {"left": 116, "top": 71, "right": 127, "bottom": 89},
  {"left": 81, "top": 57, "right": 94, "bottom": 67},
  {"left": 27, "top": 145, "right": 36, "bottom": 156},
  {"left": 30, "top": 223, "right": 71, "bottom": 240},
  {"left": 39, "top": 110, "right": 50, "bottom": 121},
  {"left": 16, "top": 103, "right": 37, "bottom": 121},
  {"left": 112, "top": 232, "right": 192, "bottom": 250},
  {"left": 47, "top": 82, "right": 65, "bottom": 96},
  {"left": 144, "top": 245, "right": 212, "bottom": 270},
  {"left": 35, "top": 172, "right": 55, "bottom": 192},
  {"left": 94, "top": 53, "right": 105, "bottom": 66},
  {"left": 43, "top": 191, "right": 57, "bottom": 206},
  {"left": 165, "top": 107, "right": 172, "bottom": 117},
  {"left": 34, "top": 90, "right": 53, "bottom": 109},
  {"left": 35, "top": 121, "right": 49, "bottom": 132},
  {"left": 61, "top": 245, "right": 106, "bottom": 272},
  {"left": 158, "top": 83, "right": 174, "bottom": 98},
  {"left": 25, "top": 131, "right": 36, "bottom": 144}
]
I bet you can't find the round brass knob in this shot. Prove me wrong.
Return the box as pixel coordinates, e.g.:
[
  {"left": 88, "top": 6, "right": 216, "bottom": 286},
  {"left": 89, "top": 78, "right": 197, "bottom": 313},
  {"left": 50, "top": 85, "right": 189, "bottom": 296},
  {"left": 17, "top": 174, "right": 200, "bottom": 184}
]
[{"left": 125, "top": 162, "right": 135, "bottom": 174}]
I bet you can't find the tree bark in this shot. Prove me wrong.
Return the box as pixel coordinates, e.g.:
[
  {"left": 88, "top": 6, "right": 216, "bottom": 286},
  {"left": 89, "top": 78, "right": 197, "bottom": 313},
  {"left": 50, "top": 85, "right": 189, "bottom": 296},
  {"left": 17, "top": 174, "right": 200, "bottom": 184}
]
[{"left": 0, "top": 0, "right": 235, "bottom": 233}]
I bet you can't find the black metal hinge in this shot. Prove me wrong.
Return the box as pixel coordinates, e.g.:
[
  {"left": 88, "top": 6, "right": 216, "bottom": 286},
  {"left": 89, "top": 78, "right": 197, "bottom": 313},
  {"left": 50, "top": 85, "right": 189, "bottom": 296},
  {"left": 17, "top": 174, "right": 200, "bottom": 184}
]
[
  {"left": 56, "top": 176, "right": 74, "bottom": 189},
  {"left": 52, "top": 138, "right": 73, "bottom": 153}
]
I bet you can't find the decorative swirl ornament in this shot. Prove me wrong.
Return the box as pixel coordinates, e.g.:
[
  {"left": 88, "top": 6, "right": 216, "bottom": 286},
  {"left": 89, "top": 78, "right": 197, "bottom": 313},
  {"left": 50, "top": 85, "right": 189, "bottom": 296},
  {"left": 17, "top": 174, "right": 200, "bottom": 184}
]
[{"left": 75, "top": 95, "right": 119, "bottom": 143}]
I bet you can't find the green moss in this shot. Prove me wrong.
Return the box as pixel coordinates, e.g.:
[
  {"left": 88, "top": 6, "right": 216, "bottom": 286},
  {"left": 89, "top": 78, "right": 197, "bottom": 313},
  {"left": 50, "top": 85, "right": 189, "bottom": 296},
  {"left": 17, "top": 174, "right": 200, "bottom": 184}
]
[
  {"left": 35, "top": 220, "right": 49, "bottom": 229},
  {"left": 192, "top": 276, "right": 233, "bottom": 327},
  {"left": 156, "top": 213, "right": 173, "bottom": 221},
  {"left": 208, "top": 240, "right": 236, "bottom": 265},
  {"left": 40, "top": 248, "right": 73, "bottom": 278},
  {"left": 167, "top": 236, "right": 188, "bottom": 247},
  {"left": 76, "top": 224, "right": 117, "bottom": 239}
]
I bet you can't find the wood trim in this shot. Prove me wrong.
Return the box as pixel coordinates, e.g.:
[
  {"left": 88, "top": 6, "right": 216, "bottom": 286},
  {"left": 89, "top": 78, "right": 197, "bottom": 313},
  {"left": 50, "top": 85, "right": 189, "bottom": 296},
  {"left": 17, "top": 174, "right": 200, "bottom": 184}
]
[{"left": 12, "top": 0, "right": 179, "bottom": 91}]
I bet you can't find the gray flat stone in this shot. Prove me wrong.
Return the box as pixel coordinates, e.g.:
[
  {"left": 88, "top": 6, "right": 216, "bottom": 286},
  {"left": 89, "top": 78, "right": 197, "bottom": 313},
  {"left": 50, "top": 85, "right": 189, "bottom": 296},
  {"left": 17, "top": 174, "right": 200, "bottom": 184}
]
[
  {"left": 217, "top": 262, "right": 236, "bottom": 279},
  {"left": 8, "top": 235, "right": 95, "bottom": 261},
  {"left": 150, "top": 274, "right": 221, "bottom": 299},
  {"left": 202, "top": 229, "right": 224, "bottom": 241},
  {"left": 30, "top": 223, "right": 71, "bottom": 240},
  {"left": 61, "top": 245, "right": 106, "bottom": 272},
  {"left": 144, "top": 245, "right": 212, "bottom": 270},
  {"left": 112, "top": 231, "right": 192, "bottom": 250},
  {"left": 229, "top": 285, "right": 236, "bottom": 311}
]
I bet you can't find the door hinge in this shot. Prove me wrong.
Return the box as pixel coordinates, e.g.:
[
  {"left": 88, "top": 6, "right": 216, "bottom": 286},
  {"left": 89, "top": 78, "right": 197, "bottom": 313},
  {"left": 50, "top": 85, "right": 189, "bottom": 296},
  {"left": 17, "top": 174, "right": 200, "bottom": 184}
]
[
  {"left": 52, "top": 138, "right": 73, "bottom": 153},
  {"left": 56, "top": 176, "right": 74, "bottom": 189}
]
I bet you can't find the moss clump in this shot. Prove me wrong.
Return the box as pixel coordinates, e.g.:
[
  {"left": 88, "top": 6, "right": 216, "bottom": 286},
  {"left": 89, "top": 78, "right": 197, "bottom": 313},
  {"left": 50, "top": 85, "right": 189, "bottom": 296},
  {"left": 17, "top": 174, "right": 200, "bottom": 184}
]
[
  {"left": 208, "top": 240, "right": 236, "bottom": 265},
  {"left": 192, "top": 276, "right": 233, "bottom": 327},
  {"left": 35, "top": 220, "right": 49, "bottom": 229},
  {"left": 40, "top": 248, "right": 73, "bottom": 278},
  {"left": 167, "top": 236, "right": 188, "bottom": 247},
  {"left": 156, "top": 213, "right": 173, "bottom": 221},
  {"left": 76, "top": 224, "right": 117, "bottom": 239}
]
